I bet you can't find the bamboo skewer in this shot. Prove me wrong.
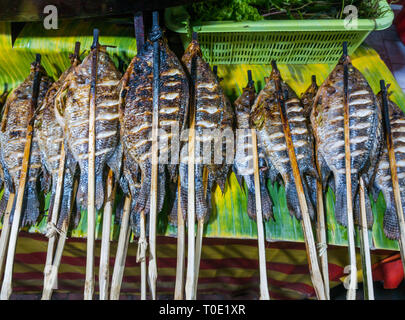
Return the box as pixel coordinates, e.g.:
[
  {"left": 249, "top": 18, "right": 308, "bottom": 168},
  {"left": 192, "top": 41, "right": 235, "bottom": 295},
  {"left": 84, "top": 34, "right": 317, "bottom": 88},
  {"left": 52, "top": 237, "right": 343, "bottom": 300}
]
[
  {"left": 0, "top": 193, "right": 15, "bottom": 279},
  {"left": 174, "top": 180, "right": 185, "bottom": 300},
  {"left": 84, "top": 29, "right": 99, "bottom": 300},
  {"left": 185, "top": 32, "right": 198, "bottom": 301},
  {"left": 380, "top": 80, "right": 405, "bottom": 278},
  {"left": 193, "top": 218, "right": 203, "bottom": 299},
  {"left": 0, "top": 54, "right": 42, "bottom": 300},
  {"left": 358, "top": 177, "right": 374, "bottom": 300},
  {"left": 138, "top": 210, "right": 147, "bottom": 300},
  {"left": 342, "top": 43, "right": 357, "bottom": 300},
  {"left": 148, "top": 11, "right": 161, "bottom": 300},
  {"left": 251, "top": 128, "right": 270, "bottom": 300},
  {"left": 110, "top": 195, "right": 131, "bottom": 300},
  {"left": 272, "top": 61, "right": 326, "bottom": 300},
  {"left": 41, "top": 178, "right": 78, "bottom": 300},
  {"left": 99, "top": 169, "right": 116, "bottom": 300},
  {"left": 43, "top": 144, "right": 66, "bottom": 293}
]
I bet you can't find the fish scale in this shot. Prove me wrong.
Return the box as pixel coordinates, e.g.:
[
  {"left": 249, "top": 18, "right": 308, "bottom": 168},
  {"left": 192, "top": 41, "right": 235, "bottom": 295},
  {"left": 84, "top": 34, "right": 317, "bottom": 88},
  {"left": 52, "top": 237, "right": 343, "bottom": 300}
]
[
  {"left": 251, "top": 66, "right": 317, "bottom": 220},
  {"left": 0, "top": 62, "right": 52, "bottom": 226},
  {"left": 180, "top": 39, "right": 234, "bottom": 222},
  {"left": 55, "top": 47, "right": 122, "bottom": 212},
  {"left": 121, "top": 38, "right": 188, "bottom": 230},
  {"left": 311, "top": 56, "right": 381, "bottom": 228},
  {"left": 371, "top": 93, "right": 405, "bottom": 239}
]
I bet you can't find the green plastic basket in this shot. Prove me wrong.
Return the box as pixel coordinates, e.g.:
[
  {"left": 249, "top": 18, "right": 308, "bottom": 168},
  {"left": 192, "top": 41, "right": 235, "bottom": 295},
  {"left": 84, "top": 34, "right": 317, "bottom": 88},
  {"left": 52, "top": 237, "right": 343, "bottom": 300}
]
[{"left": 165, "top": 1, "right": 394, "bottom": 64}]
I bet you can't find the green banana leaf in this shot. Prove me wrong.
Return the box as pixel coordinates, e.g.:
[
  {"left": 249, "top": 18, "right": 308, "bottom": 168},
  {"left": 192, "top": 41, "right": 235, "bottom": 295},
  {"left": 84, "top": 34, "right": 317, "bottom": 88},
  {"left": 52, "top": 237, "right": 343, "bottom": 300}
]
[{"left": 0, "top": 19, "right": 401, "bottom": 251}]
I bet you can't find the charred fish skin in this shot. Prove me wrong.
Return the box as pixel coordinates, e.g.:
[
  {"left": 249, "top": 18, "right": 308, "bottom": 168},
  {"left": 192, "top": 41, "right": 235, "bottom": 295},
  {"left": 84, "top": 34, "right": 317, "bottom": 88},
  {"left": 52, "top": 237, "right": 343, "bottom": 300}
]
[
  {"left": 251, "top": 66, "right": 317, "bottom": 220},
  {"left": 233, "top": 80, "right": 273, "bottom": 221},
  {"left": 0, "top": 62, "right": 53, "bottom": 225},
  {"left": 371, "top": 93, "right": 405, "bottom": 239},
  {"left": 120, "top": 37, "right": 188, "bottom": 228},
  {"left": 181, "top": 39, "right": 234, "bottom": 222},
  {"left": 310, "top": 56, "right": 381, "bottom": 228},
  {"left": 55, "top": 46, "right": 122, "bottom": 212}
]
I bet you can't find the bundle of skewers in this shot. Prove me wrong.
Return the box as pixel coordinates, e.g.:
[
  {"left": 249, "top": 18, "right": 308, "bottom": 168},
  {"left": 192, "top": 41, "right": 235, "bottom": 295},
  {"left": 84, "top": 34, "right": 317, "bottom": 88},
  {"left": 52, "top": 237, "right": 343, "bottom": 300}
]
[{"left": 0, "top": 10, "right": 404, "bottom": 301}]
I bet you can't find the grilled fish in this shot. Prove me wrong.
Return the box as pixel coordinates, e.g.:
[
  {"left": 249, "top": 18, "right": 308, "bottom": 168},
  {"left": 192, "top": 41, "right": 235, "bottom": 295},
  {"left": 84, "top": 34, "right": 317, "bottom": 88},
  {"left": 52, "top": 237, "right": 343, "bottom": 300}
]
[
  {"left": 251, "top": 63, "right": 318, "bottom": 220},
  {"left": 0, "top": 61, "right": 53, "bottom": 225},
  {"left": 370, "top": 91, "right": 404, "bottom": 239},
  {"left": 233, "top": 76, "right": 273, "bottom": 221},
  {"left": 55, "top": 46, "right": 122, "bottom": 212},
  {"left": 310, "top": 55, "right": 381, "bottom": 228},
  {"left": 35, "top": 53, "right": 80, "bottom": 229},
  {"left": 180, "top": 38, "right": 234, "bottom": 222},
  {"left": 120, "top": 37, "right": 188, "bottom": 229}
]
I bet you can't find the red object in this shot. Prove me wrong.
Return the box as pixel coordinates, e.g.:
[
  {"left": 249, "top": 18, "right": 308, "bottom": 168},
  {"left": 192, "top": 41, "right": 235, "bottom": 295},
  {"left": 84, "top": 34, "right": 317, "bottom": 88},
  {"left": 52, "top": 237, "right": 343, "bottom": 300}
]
[
  {"left": 394, "top": 5, "right": 405, "bottom": 44},
  {"left": 372, "top": 254, "right": 404, "bottom": 289}
]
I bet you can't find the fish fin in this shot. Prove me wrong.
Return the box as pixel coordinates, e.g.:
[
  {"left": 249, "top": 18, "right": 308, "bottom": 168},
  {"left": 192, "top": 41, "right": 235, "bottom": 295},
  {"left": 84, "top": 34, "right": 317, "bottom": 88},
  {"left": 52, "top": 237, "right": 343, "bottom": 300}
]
[
  {"left": 195, "top": 165, "right": 208, "bottom": 221},
  {"left": 40, "top": 167, "right": 51, "bottom": 194},
  {"left": 285, "top": 181, "right": 302, "bottom": 220},
  {"left": 169, "top": 184, "right": 179, "bottom": 226},
  {"left": 133, "top": 177, "right": 150, "bottom": 216},
  {"left": 95, "top": 173, "right": 104, "bottom": 210},
  {"left": 302, "top": 176, "right": 316, "bottom": 221},
  {"left": 158, "top": 166, "right": 166, "bottom": 214},
  {"left": 21, "top": 181, "right": 40, "bottom": 226},
  {"left": 304, "top": 174, "right": 317, "bottom": 221},
  {"left": 57, "top": 169, "right": 74, "bottom": 229},
  {"left": 106, "top": 142, "right": 123, "bottom": 183}
]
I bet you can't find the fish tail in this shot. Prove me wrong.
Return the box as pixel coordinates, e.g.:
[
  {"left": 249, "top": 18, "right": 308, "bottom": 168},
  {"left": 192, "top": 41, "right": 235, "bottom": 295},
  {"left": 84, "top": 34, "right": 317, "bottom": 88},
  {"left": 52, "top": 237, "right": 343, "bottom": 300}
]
[
  {"left": 181, "top": 186, "right": 188, "bottom": 221},
  {"left": 0, "top": 188, "right": 10, "bottom": 220},
  {"left": 285, "top": 181, "right": 302, "bottom": 220},
  {"left": 133, "top": 179, "right": 150, "bottom": 216},
  {"left": 168, "top": 185, "right": 179, "bottom": 226},
  {"left": 334, "top": 174, "right": 348, "bottom": 227},
  {"left": 260, "top": 177, "right": 273, "bottom": 221},
  {"left": 195, "top": 166, "right": 208, "bottom": 221},
  {"left": 22, "top": 181, "right": 40, "bottom": 226},
  {"left": 57, "top": 172, "right": 74, "bottom": 229},
  {"left": 129, "top": 199, "right": 141, "bottom": 236},
  {"left": 76, "top": 171, "right": 88, "bottom": 211},
  {"left": 158, "top": 166, "right": 166, "bottom": 214},
  {"left": 353, "top": 185, "right": 374, "bottom": 229},
  {"left": 95, "top": 173, "right": 104, "bottom": 210},
  {"left": 383, "top": 191, "right": 400, "bottom": 240},
  {"left": 302, "top": 176, "right": 316, "bottom": 221}
]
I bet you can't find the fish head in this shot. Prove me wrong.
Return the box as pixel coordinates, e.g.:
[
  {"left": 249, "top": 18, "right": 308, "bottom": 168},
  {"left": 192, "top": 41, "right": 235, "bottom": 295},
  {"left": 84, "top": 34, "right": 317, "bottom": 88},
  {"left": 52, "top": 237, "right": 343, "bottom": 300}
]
[{"left": 181, "top": 39, "right": 202, "bottom": 66}]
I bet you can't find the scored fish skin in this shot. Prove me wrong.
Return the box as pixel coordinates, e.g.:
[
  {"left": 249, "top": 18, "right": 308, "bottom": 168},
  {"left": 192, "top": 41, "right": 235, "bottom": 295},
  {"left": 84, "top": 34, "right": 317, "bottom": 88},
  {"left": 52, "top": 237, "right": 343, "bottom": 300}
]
[
  {"left": 0, "top": 61, "right": 53, "bottom": 225},
  {"left": 310, "top": 55, "right": 381, "bottom": 228},
  {"left": 120, "top": 37, "right": 188, "bottom": 229},
  {"left": 371, "top": 92, "right": 405, "bottom": 239},
  {"left": 181, "top": 39, "right": 234, "bottom": 222},
  {"left": 251, "top": 65, "right": 318, "bottom": 220},
  {"left": 55, "top": 46, "right": 122, "bottom": 212},
  {"left": 35, "top": 57, "right": 80, "bottom": 228},
  {"left": 233, "top": 79, "right": 273, "bottom": 221}
]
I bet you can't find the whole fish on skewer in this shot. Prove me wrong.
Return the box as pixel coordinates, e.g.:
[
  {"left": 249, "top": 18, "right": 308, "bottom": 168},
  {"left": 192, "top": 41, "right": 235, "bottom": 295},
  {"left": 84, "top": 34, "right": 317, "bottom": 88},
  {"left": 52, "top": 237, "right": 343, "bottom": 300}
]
[
  {"left": 250, "top": 63, "right": 318, "bottom": 221},
  {"left": 120, "top": 36, "right": 189, "bottom": 230},
  {"left": 0, "top": 61, "right": 53, "bottom": 226},
  {"left": 233, "top": 74, "right": 273, "bottom": 221},
  {"left": 55, "top": 45, "right": 122, "bottom": 214},
  {"left": 370, "top": 89, "right": 405, "bottom": 239},
  {"left": 179, "top": 38, "right": 234, "bottom": 223},
  {"left": 35, "top": 50, "right": 81, "bottom": 230},
  {"left": 311, "top": 54, "right": 381, "bottom": 228}
]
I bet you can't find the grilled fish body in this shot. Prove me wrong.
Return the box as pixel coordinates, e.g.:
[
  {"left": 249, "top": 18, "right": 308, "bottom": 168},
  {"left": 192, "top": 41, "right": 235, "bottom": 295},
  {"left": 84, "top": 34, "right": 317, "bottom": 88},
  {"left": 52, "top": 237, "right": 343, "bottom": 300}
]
[
  {"left": 121, "top": 38, "right": 188, "bottom": 229},
  {"left": 0, "top": 62, "right": 52, "bottom": 225},
  {"left": 36, "top": 60, "right": 79, "bottom": 228},
  {"left": 180, "top": 39, "right": 234, "bottom": 222},
  {"left": 233, "top": 80, "right": 273, "bottom": 221},
  {"left": 371, "top": 93, "right": 405, "bottom": 239},
  {"left": 55, "top": 47, "right": 122, "bottom": 212},
  {"left": 310, "top": 56, "right": 381, "bottom": 228},
  {"left": 251, "top": 66, "right": 318, "bottom": 220}
]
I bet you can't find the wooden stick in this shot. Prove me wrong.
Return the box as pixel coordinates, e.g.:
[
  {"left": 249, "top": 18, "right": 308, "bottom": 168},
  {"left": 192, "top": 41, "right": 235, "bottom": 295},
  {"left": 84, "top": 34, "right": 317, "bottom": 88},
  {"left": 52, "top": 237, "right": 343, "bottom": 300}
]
[
  {"left": 251, "top": 127, "right": 270, "bottom": 300},
  {"left": 358, "top": 177, "right": 374, "bottom": 300},
  {"left": 148, "top": 11, "right": 161, "bottom": 301},
  {"left": 41, "top": 177, "right": 78, "bottom": 300},
  {"left": 342, "top": 43, "right": 357, "bottom": 300},
  {"left": 193, "top": 218, "right": 204, "bottom": 299},
  {"left": 272, "top": 61, "right": 326, "bottom": 300},
  {"left": 99, "top": 169, "right": 115, "bottom": 300},
  {"left": 185, "top": 32, "right": 198, "bottom": 301},
  {"left": 380, "top": 80, "right": 405, "bottom": 279},
  {"left": 110, "top": 195, "right": 131, "bottom": 300},
  {"left": 138, "top": 210, "right": 147, "bottom": 300},
  {"left": 84, "top": 29, "right": 99, "bottom": 300},
  {"left": 174, "top": 180, "right": 185, "bottom": 300},
  {"left": 0, "top": 54, "right": 42, "bottom": 300},
  {"left": 0, "top": 193, "right": 15, "bottom": 279},
  {"left": 43, "top": 143, "right": 66, "bottom": 289}
]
